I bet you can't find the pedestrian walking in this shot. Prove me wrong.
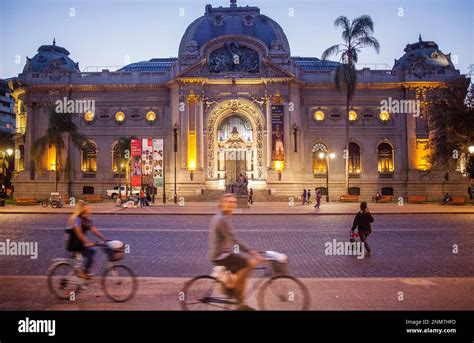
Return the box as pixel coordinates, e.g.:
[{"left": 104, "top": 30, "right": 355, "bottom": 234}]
[
  {"left": 314, "top": 189, "right": 321, "bottom": 208},
  {"left": 468, "top": 186, "right": 472, "bottom": 201},
  {"left": 307, "top": 189, "right": 312, "bottom": 205},
  {"left": 302, "top": 189, "right": 307, "bottom": 205},
  {"left": 248, "top": 188, "right": 254, "bottom": 204},
  {"left": 350, "top": 202, "right": 374, "bottom": 257}
]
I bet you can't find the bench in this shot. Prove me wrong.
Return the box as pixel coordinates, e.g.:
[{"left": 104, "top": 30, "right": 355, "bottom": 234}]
[
  {"left": 407, "top": 195, "right": 428, "bottom": 204},
  {"left": 379, "top": 195, "right": 392, "bottom": 203},
  {"left": 83, "top": 195, "right": 103, "bottom": 203},
  {"left": 15, "top": 197, "right": 38, "bottom": 206},
  {"left": 448, "top": 196, "right": 466, "bottom": 205},
  {"left": 340, "top": 195, "right": 359, "bottom": 202}
]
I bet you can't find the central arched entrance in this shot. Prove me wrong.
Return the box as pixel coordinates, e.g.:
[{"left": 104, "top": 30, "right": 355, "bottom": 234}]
[
  {"left": 217, "top": 114, "right": 254, "bottom": 187},
  {"left": 206, "top": 99, "right": 265, "bottom": 187}
]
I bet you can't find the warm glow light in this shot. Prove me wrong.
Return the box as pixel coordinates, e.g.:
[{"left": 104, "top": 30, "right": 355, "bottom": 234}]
[
  {"left": 415, "top": 139, "right": 431, "bottom": 171},
  {"left": 115, "top": 111, "right": 125, "bottom": 123},
  {"left": 274, "top": 160, "right": 284, "bottom": 171},
  {"left": 469, "top": 145, "right": 474, "bottom": 154},
  {"left": 329, "top": 152, "right": 336, "bottom": 159},
  {"left": 84, "top": 111, "right": 95, "bottom": 122},
  {"left": 348, "top": 110, "right": 358, "bottom": 121},
  {"left": 48, "top": 145, "right": 57, "bottom": 171},
  {"left": 6, "top": 148, "right": 13, "bottom": 156},
  {"left": 318, "top": 152, "right": 325, "bottom": 159},
  {"left": 187, "top": 132, "right": 197, "bottom": 172},
  {"left": 314, "top": 110, "right": 325, "bottom": 121},
  {"left": 146, "top": 111, "right": 157, "bottom": 122},
  {"left": 379, "top": 111, "right": 390, "bottom": 121}
]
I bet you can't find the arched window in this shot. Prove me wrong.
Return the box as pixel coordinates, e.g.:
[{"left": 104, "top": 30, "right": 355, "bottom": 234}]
[
  {"left": 312, "top": 142, "right": 327, "bottom": 174},
  {"left": 378, "top": 143, "right": 394, "bottom": 173},
  {"left": 349, "top": 142, "right": 361, "bottom": 173},
  {"left": 82, "top": 142, "right": 97, "bottom": 173}
]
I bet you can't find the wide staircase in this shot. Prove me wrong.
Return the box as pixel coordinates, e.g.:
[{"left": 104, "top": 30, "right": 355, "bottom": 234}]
[{"left": 185, "top": 189, "right": 290, "bottom": 202}]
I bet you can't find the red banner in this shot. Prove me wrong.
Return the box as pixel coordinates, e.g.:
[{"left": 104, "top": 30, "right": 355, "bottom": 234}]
[{"left": 130, "top": 139, "right": 142, "bottom": 187}]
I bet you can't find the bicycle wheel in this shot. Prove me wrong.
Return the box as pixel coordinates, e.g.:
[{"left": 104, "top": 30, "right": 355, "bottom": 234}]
[
  {"left": 101, "top": 264, "right": 138, "bottom": 302},
  {"left": 257, "top": 275, "right": 310, "bottom": 311},
  {"left": 46, "top": 262, "right": 81, "bottom": 300},
  {"left": 180, "top": 275, "right": 236, "bottom": 311}
]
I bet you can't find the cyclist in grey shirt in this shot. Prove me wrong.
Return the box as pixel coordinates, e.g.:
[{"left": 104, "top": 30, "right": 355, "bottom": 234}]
[{"left": 209, "top": 193, "right": 262, "bottom": 310}]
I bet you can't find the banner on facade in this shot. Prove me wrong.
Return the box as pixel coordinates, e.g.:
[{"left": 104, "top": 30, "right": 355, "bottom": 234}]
[
  {"left": 141, "top": 138, "right": 154, "bottom": 186},
  {"left": 152, "top": 139, "right": 164, "bottom": 187},
  {"left": 130, "top": 139, "right": 142, "bottom": 187},
  {"left": 271, "top": 104, "right": 285, "bottom": 161}
]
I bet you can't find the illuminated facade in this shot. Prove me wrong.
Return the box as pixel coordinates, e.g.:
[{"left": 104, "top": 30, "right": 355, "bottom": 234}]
[{"left": 7, "top": 1, "right": 470, "bottom": 200}]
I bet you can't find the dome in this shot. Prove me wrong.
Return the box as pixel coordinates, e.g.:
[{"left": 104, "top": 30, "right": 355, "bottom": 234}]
[
  {"left": 23, "top": 39, "right": 80, "bottom": 73},
  {"left": 178, "top": 1, "right": 290, "bottom": 58},
  {"left": 393, "top": 35, "right": 455, "bottom": 73}
]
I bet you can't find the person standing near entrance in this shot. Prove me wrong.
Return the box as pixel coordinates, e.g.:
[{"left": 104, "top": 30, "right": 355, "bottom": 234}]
[{"left": 302, "top": 189, "right": 307, "bottom": 205}]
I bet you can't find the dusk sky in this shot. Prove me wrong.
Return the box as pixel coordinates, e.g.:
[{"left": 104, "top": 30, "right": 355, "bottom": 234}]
[{"left": 0, "top": 0, "right": 472, "bottom": 78}]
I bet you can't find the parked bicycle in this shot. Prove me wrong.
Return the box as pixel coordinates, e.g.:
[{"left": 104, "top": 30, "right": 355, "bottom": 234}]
[
  {"left": 180, "top": 251, "right": 310, "bottom": 311},
  {"left": 46, "top": 240, "right": 138, "bottom": 302}
]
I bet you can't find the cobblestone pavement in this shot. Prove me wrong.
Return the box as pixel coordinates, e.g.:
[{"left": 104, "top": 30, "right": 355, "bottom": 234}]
[
  {"left": 1, "top": 276, "right": 472, "bottom": 310},
  {"left": 0, "top": 214, "right": 473, "bottom": 278}
]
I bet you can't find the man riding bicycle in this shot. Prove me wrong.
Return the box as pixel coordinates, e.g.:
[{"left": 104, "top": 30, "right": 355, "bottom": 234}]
[{"left": 209, "top": 193, "right": 263, "bottom": 310}]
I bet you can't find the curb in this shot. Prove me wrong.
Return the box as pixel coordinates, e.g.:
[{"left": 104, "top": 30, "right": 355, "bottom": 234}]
[{"left": 1, "top": 211, "right": 474, "bottom": 215}]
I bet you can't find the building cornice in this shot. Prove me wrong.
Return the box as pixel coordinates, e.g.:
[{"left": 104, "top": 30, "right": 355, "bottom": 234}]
[{"left": 301, "top": 81, "right": 448, "bottom": 90}]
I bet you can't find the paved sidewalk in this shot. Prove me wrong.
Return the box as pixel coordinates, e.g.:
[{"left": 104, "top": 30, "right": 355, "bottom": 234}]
[
  {"left": 0, "top": 275, "right": 472, "bottom": 310},
  {"left": 1, "top": 201, "right": 474, "bottom": 215}
]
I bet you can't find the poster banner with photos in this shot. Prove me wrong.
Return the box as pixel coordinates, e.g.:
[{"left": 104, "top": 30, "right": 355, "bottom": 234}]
[
  {"left": 141, "top": 138, "right": 153, "bottom": 186},
  {"left": 271, "top": 104, "right": 285, "bottom": 161},
  {"left": 130, "top": 139, "right": 142, "bottom": 187},
  {"left": 153, "top": 139, "right": 164, "bottom": 187}
]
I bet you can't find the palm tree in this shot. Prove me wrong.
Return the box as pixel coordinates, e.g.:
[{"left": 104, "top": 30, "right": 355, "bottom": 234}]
[
  {"left": 322, "top": 15, "right": 380, "bottom": 193},
  {"left": 31, "top": 107, "right": 87, "bottom": 193}
]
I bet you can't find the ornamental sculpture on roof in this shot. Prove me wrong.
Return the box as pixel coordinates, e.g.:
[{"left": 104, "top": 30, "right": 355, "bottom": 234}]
[{"left": 208, "top": 43, "right": 259, "bottom": 73}]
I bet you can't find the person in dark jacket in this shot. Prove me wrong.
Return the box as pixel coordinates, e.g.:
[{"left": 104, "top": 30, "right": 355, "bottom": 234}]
[
  {"left": 302, "top": 189, "right": 307, "bottom": 205},
  {"left": 350, "top": 201, "right": 374, "bottom": 256}
]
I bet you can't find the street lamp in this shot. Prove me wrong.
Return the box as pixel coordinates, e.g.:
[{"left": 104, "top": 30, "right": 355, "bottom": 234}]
[
  {"left": 173, "top": 124, "right": 178, "bottom": 204},
  {"left": 118, "top": 163, "right": 124, "bottom": 197},
  {"left": 469, "top": 145, "right": 474, "bottom": 154},
  {"left": 318, "top": 151, "right": 336, "bottom": 202},
  {"left": 274, "top": 160, "right": 284, "bottom": 181},
  {"left": 188, "top": 160, "right": 196, "bottom": 181}
]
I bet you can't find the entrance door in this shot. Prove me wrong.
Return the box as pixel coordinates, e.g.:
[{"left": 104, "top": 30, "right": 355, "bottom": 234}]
[{"left": 225, "top": 149, "right": 246, "bottom": 186}]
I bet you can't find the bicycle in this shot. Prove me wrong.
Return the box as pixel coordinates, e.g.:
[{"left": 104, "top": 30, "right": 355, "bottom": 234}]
[
  {"left": 179, "top": 251, "right": 310, "bottom": 311},
  {"left": 46, "top": 240, "right": 138, "bottom": 302}
]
